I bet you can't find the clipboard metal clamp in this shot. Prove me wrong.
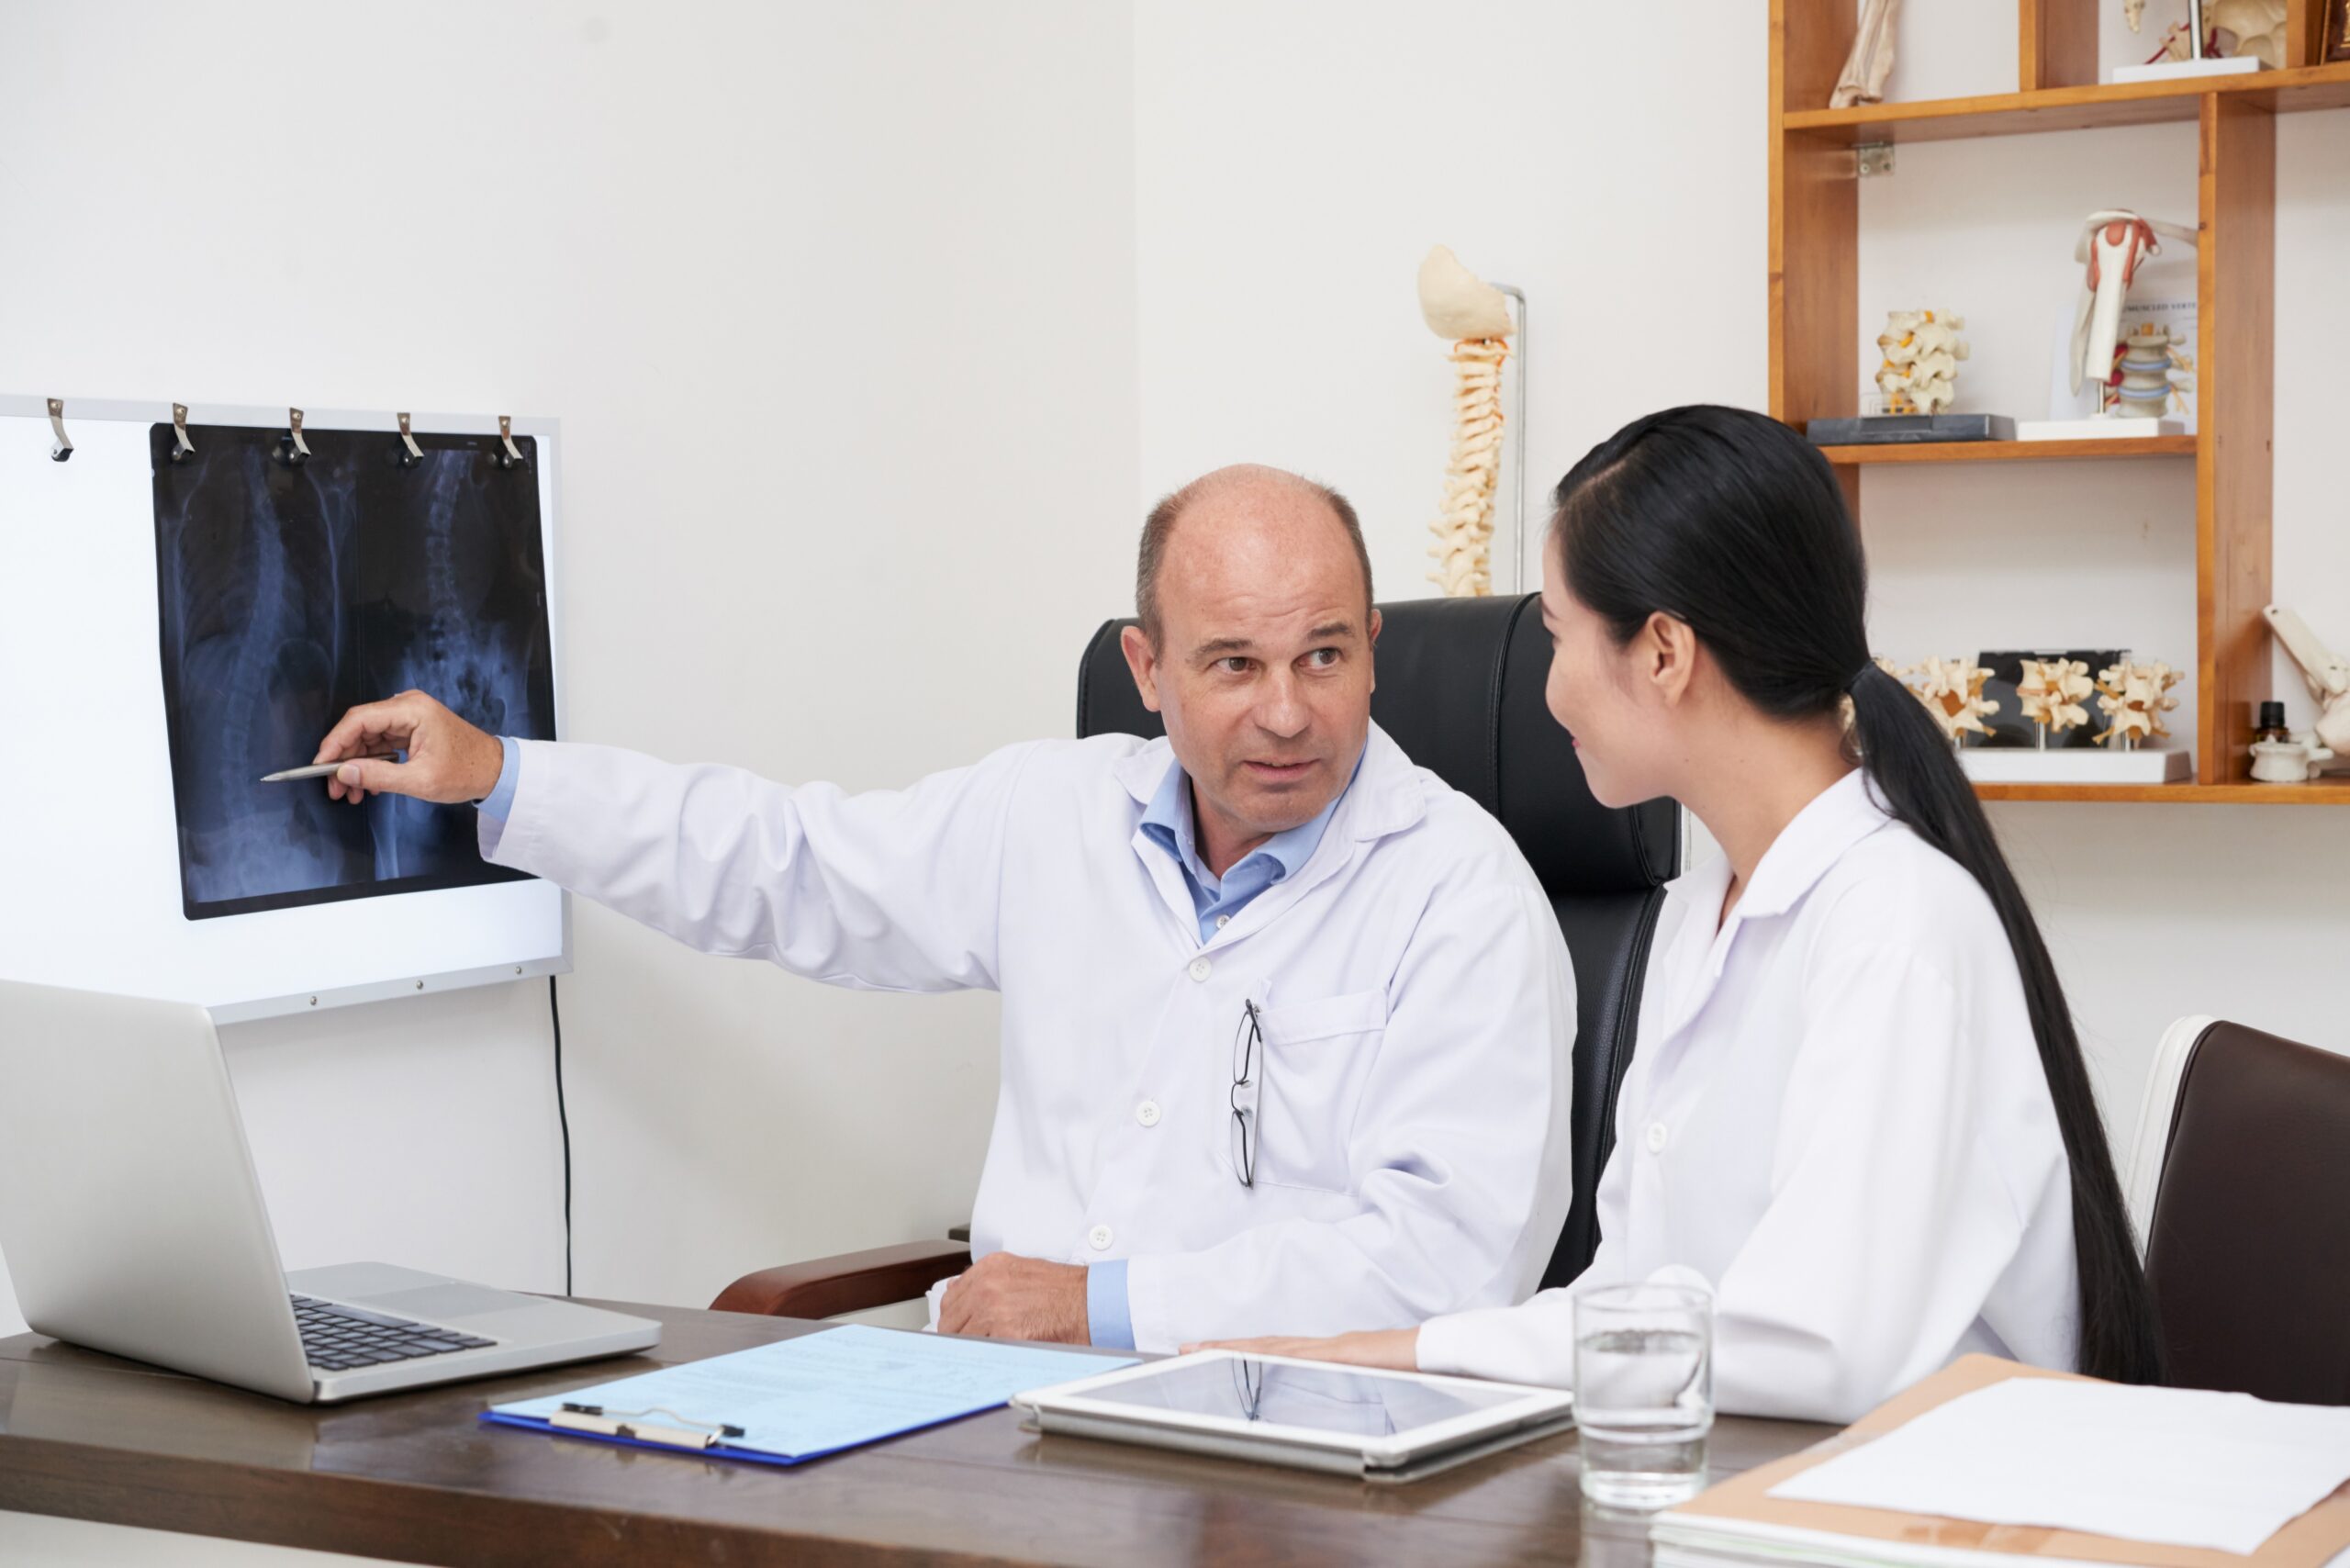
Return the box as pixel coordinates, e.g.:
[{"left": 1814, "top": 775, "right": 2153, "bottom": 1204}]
[{"left": 551, "top": 1402, "right": 747, "bottom": 1451}]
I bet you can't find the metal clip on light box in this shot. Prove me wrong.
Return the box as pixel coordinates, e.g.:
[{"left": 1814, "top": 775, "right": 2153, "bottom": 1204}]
[
  {"left": 46, "top": 398, "right": 71, "bottom": 463},
  {"left": 396, "top": 411, "right": 423, "bottom": 468},
  {"left": 274, "top": 408, "right": 311, "bottom": 468},
  {"left": 171, "top": 403, "right": 196, "bottom": 463},
  {"left": 494, "top": 414, "right": 526, "bottom": 470},
  {"left": 550, "top": 1402, "right": 747, "bottom": 1451}
]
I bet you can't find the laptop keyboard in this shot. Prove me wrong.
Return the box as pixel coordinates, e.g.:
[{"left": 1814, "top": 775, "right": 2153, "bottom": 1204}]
[{"left": 292, "top": 1294, "right": 496, "bottom": 1373}]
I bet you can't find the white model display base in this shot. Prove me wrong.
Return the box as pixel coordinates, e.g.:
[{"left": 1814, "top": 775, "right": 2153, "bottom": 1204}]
[
  {"left": 2016, "top": 416, "right": 2187, "bottom": 441},
  {"left": 2110, "top": 57, "right": 2265, "bottom": 84},
  {"left": 1960, "top": 747, "right": 2192, "bottom": 785}
]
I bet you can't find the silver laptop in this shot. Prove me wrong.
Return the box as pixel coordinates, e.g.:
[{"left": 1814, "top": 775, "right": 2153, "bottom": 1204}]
[{"left": 0, "top": 980, "right": 659, "bottom": 1403}]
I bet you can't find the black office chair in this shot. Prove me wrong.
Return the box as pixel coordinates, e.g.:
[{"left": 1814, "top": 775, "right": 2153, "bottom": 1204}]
[
  {"left": 714, "top": 594, "right": 1674, "bottom": 1316},
  {"left": 1076, "top": 594, "right": 1678, "bottom": 1290}
]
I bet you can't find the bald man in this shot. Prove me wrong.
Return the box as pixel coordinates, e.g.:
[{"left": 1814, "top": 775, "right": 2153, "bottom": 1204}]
[{"left": 309, "top": 465, "right": 1575, "bottom": 1352}]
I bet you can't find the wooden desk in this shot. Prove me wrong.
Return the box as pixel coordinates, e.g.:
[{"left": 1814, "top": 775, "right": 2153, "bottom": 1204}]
[{"left": 0, "top": 1301, "right": 1832, "bottom": 1566}]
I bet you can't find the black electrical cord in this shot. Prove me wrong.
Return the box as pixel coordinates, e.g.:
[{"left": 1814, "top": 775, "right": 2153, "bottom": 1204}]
[{"left": 550, "top": 975, "right": 573, "bottom": 1297}]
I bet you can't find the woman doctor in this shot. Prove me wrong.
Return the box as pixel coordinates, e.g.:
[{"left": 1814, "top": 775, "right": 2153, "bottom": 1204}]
[{"left": 1206, "top": 405, "right": 2164, "bottom": 1421}]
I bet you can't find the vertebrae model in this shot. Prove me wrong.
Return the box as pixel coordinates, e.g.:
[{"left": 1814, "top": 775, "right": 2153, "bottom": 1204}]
[
  {"left": 1875, "top": 310, "right": 1967, "bottom": 416},
  {"left": 1418, "top": 246, "right": 1515, "bottom": 598}
]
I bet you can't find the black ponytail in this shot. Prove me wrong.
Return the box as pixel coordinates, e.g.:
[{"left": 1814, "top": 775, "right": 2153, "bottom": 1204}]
[{"left": 1552, "top": 404, "right": 2164, "bottom": 1387}]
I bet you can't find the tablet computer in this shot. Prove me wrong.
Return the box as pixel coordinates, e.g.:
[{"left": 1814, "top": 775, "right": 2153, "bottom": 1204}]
[{"left": 1011, "top": 1349, "right": 1575, "bottom": 1483}]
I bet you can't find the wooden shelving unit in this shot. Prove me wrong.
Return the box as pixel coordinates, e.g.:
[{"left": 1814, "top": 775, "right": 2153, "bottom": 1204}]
[{"left": 1771, "top": 0, "right": 2338, "bottom": 805}]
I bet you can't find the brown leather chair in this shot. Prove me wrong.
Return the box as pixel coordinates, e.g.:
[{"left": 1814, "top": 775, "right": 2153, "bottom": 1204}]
[
  {"left": 2130, "top": 1017, "right": 2350, "bottom": 1405},
  {"left": 711, "top": 595, "right": 1679, "bottom": 1319}
]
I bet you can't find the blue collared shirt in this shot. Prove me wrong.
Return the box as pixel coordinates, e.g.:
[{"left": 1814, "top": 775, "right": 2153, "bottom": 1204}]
[
  {"left": 479, "top": 736, "right": 521, "bottom": 820},
  {"left": 1088, "top": 747, "right": 1360, "bottom": 1350},
  {"left": 1135, "top": 756, "right": 1353, "bottom": 946}
]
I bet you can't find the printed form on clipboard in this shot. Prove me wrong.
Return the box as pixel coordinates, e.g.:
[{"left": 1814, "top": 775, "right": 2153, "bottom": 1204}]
[{"left": 484, "top": 1324, "right": 1135, "bottom": 1466}]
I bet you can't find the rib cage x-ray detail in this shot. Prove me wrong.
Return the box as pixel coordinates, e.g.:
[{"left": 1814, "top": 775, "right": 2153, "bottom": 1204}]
[{"left": 151, "top": 424, "right": 555, "bottom": 919}]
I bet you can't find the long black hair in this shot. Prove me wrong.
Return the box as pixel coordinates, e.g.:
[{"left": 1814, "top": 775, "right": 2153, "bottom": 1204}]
[{"left": 1551, "top": 403, "right": 2164, "bottom": 1386}]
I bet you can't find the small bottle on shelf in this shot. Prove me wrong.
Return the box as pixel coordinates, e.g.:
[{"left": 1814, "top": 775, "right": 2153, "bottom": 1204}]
[{"left": 2254, "top": 700, "right": 2291, "bottom": 746}]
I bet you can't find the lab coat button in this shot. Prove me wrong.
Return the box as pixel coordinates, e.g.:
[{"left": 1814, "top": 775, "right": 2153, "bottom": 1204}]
[
  {"left": 1088, "top": 1225, "right": 1113, "bottom": 1251},
  {"left": 1214, "top": 914, "right": 1230, "bottom": 928},
  {"left": 1188, "top": 957, "right": 1213, "bottom": 982},
  {"left": 1645, "top": 1121, "right": 1669, "bottom": 1155},
  {"left": 1136, "top": 1100, "right": 1161, "bottom": 1127}
]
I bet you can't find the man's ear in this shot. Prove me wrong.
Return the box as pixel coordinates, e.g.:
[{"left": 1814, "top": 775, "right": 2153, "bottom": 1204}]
[
  {"left": 1366, "top": 607, "right": 1382, "bottom": 694},
  {"left": 1644, "top": 611, "right": 1699, "bottom": 707},
  {"left": 1120, "top": 624, "right": 1165, "bottom": 714}
]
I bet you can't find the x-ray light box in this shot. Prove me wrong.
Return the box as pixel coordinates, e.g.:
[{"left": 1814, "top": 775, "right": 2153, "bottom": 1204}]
[{"left": 0, "top": 397, "right": 569, "bottom": 1022}]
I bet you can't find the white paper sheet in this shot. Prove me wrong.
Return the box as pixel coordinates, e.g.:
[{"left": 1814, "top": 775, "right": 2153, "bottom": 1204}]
[{"left": 1769, "top": 1379, "right": 2350, "bottom": 1555}]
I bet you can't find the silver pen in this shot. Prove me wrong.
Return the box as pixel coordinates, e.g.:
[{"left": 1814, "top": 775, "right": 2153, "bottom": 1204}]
[{"left": 260, "top": 753, "right": 399, "bottom": 783}]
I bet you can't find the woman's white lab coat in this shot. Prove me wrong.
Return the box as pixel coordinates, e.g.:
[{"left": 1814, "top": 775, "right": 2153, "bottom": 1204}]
[{"left": 1416, "top": 769, "right": 2079, "bottom": 1423}]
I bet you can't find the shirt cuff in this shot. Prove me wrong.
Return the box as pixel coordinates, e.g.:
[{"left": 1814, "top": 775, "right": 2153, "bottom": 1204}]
[
  {"left": 477, "top": 735, "right": 520, "bottom": 821},
  {"left": 1087, "top": 1260, "right": 1136, "bottom": 1350}
]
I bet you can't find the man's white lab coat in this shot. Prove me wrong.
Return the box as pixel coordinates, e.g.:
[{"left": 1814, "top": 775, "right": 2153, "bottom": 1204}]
[{"left": 481, "top": 722, "right": 1576, "bottom": 1352}]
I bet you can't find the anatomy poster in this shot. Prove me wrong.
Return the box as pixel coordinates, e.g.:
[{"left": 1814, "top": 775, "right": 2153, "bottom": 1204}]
[{"left": 151, "top": 424, "right": 554, "bottom": 920}]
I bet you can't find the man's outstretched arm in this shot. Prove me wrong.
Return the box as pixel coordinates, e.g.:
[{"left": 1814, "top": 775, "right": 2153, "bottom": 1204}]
[{"left": 313, "top": 691, "right": 1038, "bottom": 993}]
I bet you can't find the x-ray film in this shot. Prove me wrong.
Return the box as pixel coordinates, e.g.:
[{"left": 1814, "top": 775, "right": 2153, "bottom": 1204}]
[{"left": 151, "top": 424, "right": 554, "bottom": 920}]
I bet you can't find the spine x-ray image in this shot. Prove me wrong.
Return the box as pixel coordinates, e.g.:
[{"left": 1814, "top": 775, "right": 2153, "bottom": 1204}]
[{"left": 151, "top": 424, "right": 555, "bottom": 920}]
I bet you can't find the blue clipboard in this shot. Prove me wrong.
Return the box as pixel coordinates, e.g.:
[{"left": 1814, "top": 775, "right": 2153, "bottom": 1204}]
[{"left": 480, "top": 1323, "right": 1134, "bottom": 1467}]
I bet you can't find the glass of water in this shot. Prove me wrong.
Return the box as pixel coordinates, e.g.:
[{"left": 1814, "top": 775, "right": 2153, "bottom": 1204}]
[{"left": 1574, "top": 1282, "right": 1714, "bottom": 1508}]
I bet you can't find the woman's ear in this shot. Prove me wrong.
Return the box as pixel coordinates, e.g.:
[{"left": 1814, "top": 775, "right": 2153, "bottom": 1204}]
[{"left": 1642, "top": 612, "right": 1699, "bottom": 707}]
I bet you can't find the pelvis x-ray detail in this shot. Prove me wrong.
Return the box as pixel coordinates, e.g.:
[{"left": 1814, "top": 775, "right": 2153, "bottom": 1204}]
[{"left": 151, "top": 424, "right": 554, "bottom": 919}]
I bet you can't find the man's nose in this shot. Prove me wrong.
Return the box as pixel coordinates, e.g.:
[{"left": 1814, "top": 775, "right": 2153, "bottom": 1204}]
[{"left": 1254, "top": 670, "right": 1310, "bottom": 740}]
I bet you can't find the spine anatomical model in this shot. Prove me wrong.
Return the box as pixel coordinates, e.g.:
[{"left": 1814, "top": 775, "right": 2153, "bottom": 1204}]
[
  {"left": 1418, "top": 245, "right": 1516, "bottom": 598},
  {"left": 2094, "top": 660, "right": 2184, "bottom": 747},
  {"left": 2018, "top": 657, "right": 2095, "bottom": 747},
  {"left": 1875, "top": 310, "right": 1967, "bottom": 416},
  {"left": 1903, "top": 656, "right": 2002, "bottom": 746},
  {"left": 2113, "top": 324, "right": 2177, "bottom": 418}
]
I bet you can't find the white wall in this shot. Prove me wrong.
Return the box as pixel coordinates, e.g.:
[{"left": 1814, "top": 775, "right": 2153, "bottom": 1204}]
[
  {"left": 1132, "top": 0, "right": 2350, "bottom": 1144},
  {"left": 0, "top": 0, "right": 1138, "bottom": 1338},
  {"left": 1135, "top": 3, "right": 1769, "bottom": 601}
]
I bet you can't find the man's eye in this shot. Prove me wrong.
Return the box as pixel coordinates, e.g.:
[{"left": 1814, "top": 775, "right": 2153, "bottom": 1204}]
[
  {"left": 1218, "top": 657, "right": 1253, "bottom": 675},
  {"left": 1304, "top": 648, "right": 1340, "bottom": 668}
]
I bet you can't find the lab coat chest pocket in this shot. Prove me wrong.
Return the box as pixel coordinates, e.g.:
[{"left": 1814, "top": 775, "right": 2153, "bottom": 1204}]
[{"left": 1252, "top": 990, "right": 1388, "bottom": 1193}]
